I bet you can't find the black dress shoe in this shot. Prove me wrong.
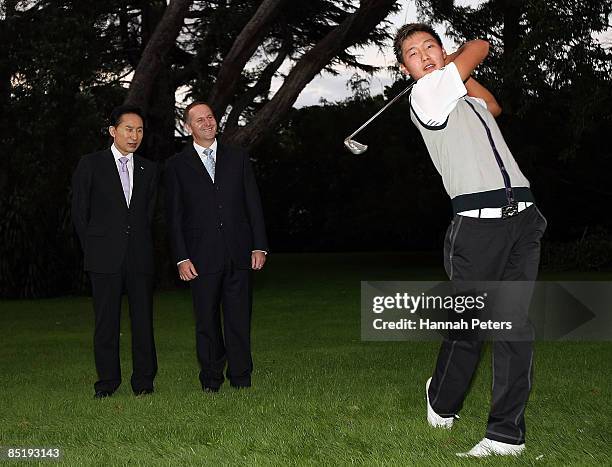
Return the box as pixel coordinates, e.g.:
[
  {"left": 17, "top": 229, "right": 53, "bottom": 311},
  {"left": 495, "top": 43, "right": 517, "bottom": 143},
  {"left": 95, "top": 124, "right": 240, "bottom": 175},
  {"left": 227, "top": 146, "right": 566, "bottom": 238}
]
[
  {"left": 202, "top": 386, "right": 219, "bottom": 393},
  {"left": 134, "top": 388, "right": 154, "bottom": 396},
  {"left": 94, "top": 390, "right": 113, "bottom": 399},
  {"left": 230, "top": 382, "right": 251, "bottom": 389}
]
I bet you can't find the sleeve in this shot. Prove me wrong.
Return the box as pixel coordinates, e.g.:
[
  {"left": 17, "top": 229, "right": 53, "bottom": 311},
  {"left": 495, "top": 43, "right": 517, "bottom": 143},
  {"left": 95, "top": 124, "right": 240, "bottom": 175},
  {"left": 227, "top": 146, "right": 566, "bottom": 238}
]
[
  {"left": 147, "top": 162, "right": 159, "bottom": 224},
  {"left": 410, "top": 62, "right": 467, "bottom": 129},
  {"left": 71, "top": 156, "right": 91, "bottom": 251},
  {"left": 467, "top": 96, "right": 488, "bottom": 110},
  {"left": 164, "top": 160, "right": 188, "bottom": 263},
  {"left": 243, "top": 152, "right": 269, "bottom": 253}
]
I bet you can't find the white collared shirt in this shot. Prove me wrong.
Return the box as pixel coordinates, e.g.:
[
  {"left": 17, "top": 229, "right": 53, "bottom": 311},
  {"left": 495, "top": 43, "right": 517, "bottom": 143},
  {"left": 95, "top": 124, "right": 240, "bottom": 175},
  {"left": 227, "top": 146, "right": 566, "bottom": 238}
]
[
  {"left": 111, "top": 144, "right": 134, "bottom": 202},
  {"left": 193, "top": 138, "right": 218, "bottom": 166}
]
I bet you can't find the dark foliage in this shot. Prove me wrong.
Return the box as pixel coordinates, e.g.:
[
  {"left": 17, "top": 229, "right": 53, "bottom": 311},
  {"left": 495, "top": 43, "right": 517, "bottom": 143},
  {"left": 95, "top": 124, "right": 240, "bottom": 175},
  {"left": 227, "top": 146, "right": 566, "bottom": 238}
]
[{"left": 1, "top": 0, "right": 611, "bottom": 297}]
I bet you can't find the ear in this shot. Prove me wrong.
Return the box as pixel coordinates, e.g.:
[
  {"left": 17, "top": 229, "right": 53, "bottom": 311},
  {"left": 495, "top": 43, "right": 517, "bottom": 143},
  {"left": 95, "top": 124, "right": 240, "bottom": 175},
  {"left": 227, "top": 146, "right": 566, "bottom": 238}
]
[
  {"left": 108, "top": 126, "right": 115, "bottom": 138},
  {"left": 184, "top": 122, "right": 192, "bottom": 135},
  {"left": 398, "top": 63, "right": 411, "bottom": 78}
]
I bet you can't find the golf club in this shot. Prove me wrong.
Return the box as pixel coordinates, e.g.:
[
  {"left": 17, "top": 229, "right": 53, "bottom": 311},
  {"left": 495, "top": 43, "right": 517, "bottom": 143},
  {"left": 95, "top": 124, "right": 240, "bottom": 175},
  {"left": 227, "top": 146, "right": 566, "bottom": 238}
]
[{"left": 344, "top": 80, "right": 415, "bottom": 155}]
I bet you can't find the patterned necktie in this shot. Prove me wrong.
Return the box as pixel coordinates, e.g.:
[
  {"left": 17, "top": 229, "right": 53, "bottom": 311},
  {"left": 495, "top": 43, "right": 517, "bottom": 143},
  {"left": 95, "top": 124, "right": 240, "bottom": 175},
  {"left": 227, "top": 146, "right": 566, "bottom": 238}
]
[
  {"left": 203, "top": 148, "right": 215, "bottom": 182},
  {"left": 118, "top": 156, "right": 130, "bottom": 205}
]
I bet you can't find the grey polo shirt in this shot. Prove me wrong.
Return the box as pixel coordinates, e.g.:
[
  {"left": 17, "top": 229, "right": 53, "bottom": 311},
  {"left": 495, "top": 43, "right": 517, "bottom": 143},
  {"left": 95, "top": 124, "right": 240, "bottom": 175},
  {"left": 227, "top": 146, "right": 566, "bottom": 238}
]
[{"left": 409, "top": 63, "right": 533, "bottom": 214}]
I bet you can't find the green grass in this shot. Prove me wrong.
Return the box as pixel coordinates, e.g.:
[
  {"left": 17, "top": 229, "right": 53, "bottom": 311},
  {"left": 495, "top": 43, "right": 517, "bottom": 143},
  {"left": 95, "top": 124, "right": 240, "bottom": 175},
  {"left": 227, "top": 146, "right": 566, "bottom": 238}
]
[{"left": 0, "top": 253, "right": 610, "bottom": 465}]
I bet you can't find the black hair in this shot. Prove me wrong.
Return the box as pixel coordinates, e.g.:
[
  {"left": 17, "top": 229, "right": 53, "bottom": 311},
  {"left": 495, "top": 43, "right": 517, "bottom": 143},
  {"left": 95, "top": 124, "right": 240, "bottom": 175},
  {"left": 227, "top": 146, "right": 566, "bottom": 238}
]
[
  {"left": 393, "top": 23, "right": 443, "bottom": 65},
  {"left": 109, "top": 105, "right": 145, "bottom": 127}
]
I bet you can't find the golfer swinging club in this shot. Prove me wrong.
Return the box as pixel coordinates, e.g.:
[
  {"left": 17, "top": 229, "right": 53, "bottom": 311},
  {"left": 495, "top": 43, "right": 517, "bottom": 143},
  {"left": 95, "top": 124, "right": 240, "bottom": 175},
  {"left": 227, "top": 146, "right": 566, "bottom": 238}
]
[{"left": 393, "top": 24, "right": 547, "bottom": 457}]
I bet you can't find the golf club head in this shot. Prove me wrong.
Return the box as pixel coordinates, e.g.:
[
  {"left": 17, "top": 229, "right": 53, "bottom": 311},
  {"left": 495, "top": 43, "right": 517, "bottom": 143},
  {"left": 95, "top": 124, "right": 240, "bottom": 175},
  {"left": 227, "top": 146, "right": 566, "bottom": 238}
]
[{"left": 344, "top": 138, "right": 368, "bottom": 155}]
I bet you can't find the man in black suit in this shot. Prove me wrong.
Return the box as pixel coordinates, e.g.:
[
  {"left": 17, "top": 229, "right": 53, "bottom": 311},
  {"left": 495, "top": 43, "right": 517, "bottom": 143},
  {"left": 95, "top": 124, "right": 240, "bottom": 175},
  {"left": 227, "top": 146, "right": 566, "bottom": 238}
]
[
  {"left": 72, "top": 105, "right": 158, "bottom": 398},
  {"left": 165, "top": 101, "right": 268, "bottom": 392}
]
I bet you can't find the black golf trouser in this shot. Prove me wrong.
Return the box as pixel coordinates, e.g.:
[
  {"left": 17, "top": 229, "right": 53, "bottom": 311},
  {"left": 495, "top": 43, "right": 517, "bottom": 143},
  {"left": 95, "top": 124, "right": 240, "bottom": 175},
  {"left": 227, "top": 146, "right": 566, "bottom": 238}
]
[
  {"left": 90, "top": 261, "right": 157, "bottom": 394},
  {"left": 428, "top": 205, "right": 547, "bottom": 445},
  {"left": 190, "top": 248, "right": 253, "bottom": 389}
]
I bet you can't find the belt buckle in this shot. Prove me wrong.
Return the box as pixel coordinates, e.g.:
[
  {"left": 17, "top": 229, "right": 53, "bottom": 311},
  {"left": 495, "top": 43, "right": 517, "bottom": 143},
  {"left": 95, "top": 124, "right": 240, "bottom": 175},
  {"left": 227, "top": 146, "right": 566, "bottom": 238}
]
[{"left": 501, "top": 201, "right": 519, "bottom": 219}]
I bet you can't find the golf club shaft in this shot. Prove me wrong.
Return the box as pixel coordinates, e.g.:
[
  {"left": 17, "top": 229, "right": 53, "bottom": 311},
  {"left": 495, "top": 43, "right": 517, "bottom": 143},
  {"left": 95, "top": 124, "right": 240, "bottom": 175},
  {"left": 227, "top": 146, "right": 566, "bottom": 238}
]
[{"left": 347, "top": 81, "right": 415, "bottom": 140}]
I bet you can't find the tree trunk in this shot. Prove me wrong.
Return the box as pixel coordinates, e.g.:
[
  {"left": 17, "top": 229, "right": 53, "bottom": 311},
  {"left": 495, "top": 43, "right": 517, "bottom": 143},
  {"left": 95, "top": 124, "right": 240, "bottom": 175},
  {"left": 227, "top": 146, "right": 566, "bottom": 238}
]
[
  {"left": 225, "top": 0, "right": 398, "bottom": 149},
  {"left": 119, "top": 3, "right": 140, "bottom": 69},
  {"left": 0, "top": 0, "right": 18, "bottom": 108},
  {"left": 207, "top": 0, "right": 288, "bottom": 117},
  {"left": 124, "top": 0, "right": 193, "bottom": 110},
  {"left": 224, "top": 46, "right": 289, "bottom": 131},
  {"left": 501, "top": 0, "right": 522, "bottom": 116},
  {"left": 143, "top": 66, "right": 177, "bottom": 162}
]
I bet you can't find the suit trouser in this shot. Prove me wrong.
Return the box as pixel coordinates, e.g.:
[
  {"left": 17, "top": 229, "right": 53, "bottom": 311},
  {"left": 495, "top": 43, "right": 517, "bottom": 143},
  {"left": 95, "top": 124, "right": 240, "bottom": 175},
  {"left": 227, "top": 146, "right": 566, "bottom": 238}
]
[
  {"left": 89, "top": 259, "right": 157, "bottom": 393},
  {"left": 190, "top": 249, "right": 252, "bottom": 389},
  {"left": 428, "top": 205, "right": 547, "bottom": 445}
]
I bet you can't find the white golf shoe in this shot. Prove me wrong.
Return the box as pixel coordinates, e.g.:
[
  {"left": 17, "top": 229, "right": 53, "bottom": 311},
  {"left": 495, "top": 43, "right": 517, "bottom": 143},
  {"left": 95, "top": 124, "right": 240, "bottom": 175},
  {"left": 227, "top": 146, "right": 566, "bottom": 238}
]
[
  {"left": 426, "top": 377, "right": 454, "bottom": 429},
  {"left": 456, "top": 438, "right": 525, "bottom": 458}
]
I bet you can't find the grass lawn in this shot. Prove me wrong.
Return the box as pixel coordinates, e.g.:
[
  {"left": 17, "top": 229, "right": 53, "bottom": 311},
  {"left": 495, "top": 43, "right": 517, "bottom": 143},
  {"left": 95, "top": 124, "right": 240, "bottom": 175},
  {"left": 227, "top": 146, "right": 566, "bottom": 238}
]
[{"left": 1, "top": 253, "right": 610, "bottom": 465}]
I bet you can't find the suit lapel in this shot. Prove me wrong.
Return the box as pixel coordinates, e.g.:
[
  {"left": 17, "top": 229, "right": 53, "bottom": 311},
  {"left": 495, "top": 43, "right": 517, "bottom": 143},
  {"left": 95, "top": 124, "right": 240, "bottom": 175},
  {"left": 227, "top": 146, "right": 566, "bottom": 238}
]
[
  {"left": 130, "top": 155, "right": 146, "bottom": 210},
  {"left": 182, "top": 143, "right": 213, "bottom": 183},
  {"left": 103, "top": 149, "right": 129, "bottom": 210},
  {"left": 214, "top": 142, "right": 228, "bottom": 186}
]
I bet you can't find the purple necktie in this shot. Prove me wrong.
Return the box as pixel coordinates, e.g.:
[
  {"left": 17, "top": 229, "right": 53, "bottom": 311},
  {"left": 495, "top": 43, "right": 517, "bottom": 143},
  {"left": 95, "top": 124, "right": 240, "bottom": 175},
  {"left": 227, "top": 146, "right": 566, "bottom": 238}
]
[{"left": 119, "top": 157, "right": 130, "bottom": 205}]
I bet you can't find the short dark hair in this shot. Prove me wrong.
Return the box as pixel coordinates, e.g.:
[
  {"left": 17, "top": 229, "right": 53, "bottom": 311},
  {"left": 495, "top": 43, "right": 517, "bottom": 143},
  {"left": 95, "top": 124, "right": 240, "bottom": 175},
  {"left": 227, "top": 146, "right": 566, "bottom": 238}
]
[
  {"left": 393, "top": 23, "right": 443, "bottom": 65},
  {"left": 183, "top": 101, "right": 214, "bottom": 123},
  {"left": 109, "top": 105, "right": 145, "bottom": 127}
]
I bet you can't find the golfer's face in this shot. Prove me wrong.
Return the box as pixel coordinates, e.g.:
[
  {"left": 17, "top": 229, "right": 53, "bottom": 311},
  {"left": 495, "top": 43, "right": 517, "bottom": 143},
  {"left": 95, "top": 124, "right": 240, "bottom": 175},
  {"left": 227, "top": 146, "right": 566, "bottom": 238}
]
[{"left": 400, "top": 32, "right": 446, "bottom": 80}]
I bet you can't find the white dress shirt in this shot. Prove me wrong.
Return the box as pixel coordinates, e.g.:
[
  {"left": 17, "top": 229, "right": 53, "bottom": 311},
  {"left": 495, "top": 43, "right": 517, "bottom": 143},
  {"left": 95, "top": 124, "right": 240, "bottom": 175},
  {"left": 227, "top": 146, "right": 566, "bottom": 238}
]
[{"left": 111, "top": 144, "right": 134, "bottom": 203}]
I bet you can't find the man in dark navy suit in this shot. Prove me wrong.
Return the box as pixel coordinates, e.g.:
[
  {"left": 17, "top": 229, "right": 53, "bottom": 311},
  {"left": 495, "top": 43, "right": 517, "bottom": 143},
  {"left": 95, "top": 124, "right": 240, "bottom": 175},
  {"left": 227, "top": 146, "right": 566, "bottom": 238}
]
[
  {"left": 165, "top": 102, "right": 268, "bottom": 392},
  {"left": 72, "top": 105, "right": 158, "bottom": 398}
]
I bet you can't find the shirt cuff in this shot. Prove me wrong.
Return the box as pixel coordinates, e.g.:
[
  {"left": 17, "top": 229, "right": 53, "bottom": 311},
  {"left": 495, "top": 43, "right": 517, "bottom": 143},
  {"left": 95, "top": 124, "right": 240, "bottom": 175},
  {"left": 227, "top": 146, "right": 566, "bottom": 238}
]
[
  {"left": 177, "top": 259, "right": 189, "bottom": 266},
  {"left": 252, "top": 250, "right": 268, "bottom": 255}
]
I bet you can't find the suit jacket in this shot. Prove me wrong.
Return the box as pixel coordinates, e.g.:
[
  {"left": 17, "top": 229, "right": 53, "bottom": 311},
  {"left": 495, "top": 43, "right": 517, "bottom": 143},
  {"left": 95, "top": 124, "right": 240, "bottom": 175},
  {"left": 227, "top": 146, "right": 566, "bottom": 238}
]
[
  {"left": 164, "top": 141, "right": 268, "bottom": 274},
  {"left": 71, "top": 149, "right": 158, "bottom": 274}
]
